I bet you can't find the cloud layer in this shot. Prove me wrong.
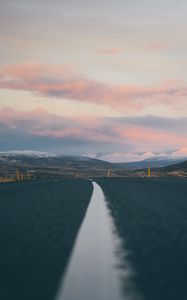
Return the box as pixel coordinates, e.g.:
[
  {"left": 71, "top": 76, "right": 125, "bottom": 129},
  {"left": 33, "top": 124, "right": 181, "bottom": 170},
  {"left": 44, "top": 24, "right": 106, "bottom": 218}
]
[
  {"left": 0, "top": 64, "right": 187, "bottom": 113},
  {"left": 1, "top": 108, "right": 187, "bottom": 160}
]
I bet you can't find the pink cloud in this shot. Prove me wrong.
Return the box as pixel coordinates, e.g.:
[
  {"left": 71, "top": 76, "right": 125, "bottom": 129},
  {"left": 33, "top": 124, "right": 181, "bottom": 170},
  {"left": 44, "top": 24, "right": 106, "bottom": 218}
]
[
  {"left": 0, "top": 63, "right": 74, "bottom": 79},
  {"left": 0, "top": 108, "right": 114, "bottom": 143},
  {"left": 113, "top": 125, "right": 187, "bottom": 149},
  {"left": 147, "top": 43, "right": 168, "bottom": 50},
  {"left": 1, "top": 108, "right": 187, "bottom": 157},
  {"left": 1, "top": 107, "right": 187, "bottom": 162},
  {"left": 0, "top": 63, "right": 187, "bottom": 112}
]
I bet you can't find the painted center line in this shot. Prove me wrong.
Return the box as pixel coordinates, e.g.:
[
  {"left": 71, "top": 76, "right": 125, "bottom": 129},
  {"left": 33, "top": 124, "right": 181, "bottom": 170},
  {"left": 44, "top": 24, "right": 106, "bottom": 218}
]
[{"left": 55, "top": 182, "right": 139, "bottom": 300}]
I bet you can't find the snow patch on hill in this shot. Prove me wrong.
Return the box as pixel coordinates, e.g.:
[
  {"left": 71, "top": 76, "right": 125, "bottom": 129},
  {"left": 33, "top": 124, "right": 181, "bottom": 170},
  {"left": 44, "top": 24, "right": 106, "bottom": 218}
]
[{"left": 0, "top": 150, "right": 57, "bottom": 157}]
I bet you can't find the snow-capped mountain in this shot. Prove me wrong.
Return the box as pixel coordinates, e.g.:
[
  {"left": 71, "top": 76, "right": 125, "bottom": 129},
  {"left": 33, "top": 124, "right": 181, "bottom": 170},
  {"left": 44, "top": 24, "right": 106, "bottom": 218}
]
[{"left": 0, "top": 150, "right": 57, "bottom": 158}]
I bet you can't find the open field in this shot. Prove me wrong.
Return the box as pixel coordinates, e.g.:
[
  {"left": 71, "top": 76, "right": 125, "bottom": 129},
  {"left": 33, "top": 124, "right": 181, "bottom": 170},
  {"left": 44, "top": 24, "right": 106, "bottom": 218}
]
[
  {"left": 0, "top": 177, "right": 15, "bottom": 183},
  {"left": 98, "top": 177, "right": 187, "bottom": 300},
  {"left": 1, "top": 154, "right": 187, "bottom": 180},
  {"left": 0, "top": 179, "right": 93, "bottom": 300}
]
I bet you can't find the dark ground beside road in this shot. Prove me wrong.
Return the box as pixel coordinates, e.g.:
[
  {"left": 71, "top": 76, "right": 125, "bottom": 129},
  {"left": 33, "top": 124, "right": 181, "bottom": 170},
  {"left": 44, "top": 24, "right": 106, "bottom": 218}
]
[
  {"left": 98, "top": 177, "right": 187, "bottom": 300},
  {"left": 0, "top": 179, "right": 93, "bottom": 300}
]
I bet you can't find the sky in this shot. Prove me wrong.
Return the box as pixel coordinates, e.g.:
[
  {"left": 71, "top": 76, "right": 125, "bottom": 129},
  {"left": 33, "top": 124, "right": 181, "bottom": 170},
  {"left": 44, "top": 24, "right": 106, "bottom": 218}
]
[{"left": 0, "top": 0, "right": 187, "bottom": 162}]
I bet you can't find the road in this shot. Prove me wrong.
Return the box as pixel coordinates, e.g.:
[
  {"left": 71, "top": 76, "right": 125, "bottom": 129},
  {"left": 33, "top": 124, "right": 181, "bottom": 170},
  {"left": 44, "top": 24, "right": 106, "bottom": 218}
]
[{"left": 56, "top": 182, "right": 139, "bottom": 300}]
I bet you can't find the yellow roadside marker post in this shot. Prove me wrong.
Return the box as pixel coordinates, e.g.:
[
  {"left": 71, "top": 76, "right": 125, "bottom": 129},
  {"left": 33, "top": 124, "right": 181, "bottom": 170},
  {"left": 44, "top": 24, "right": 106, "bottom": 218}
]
[
  {"left": 107, "top": 170, "right": 111, "bottom": 177},
  {"left": 16, "top": 168, "right": 20, "bottom": 181},
  {"left": 148, "top": 164, "right": 151, "bottom": 177}
]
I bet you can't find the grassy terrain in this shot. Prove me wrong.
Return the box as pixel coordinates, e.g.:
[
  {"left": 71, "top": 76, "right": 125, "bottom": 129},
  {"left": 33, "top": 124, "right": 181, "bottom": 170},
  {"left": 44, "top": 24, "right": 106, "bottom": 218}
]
[
  {"left": 1, "top": 154, "right": 187, "bottom": 179},
  {"left": 0, "top": 179, "right": 93, "bottom": 300},
  {"left": 0, "top": 155, "right": 114, "bottom": 179},
  {"left": 98, "top": 177, "right": 187, "bottom": 300}
]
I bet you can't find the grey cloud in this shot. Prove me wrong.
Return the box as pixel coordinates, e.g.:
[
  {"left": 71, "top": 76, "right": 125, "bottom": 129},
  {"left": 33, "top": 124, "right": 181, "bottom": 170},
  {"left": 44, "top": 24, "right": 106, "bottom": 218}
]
[
  {"left": 0, "top": 124, "right": 123, "bottom": 154},
  {"left": 107, "top": 115, "right": 187, "bottom": 134},
  {"left": 1, "top": 110, "right": 187, "bottom": 156}
]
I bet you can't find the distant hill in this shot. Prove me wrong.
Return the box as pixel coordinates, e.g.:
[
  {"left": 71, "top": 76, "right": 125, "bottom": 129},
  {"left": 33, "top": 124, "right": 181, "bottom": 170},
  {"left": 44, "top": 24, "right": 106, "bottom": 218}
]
[
  {"left": 162, "top": 160, "right": 187, "bottom": 172},
  {"left": 1, "top": 152, "right": 187, "bottom": 178},
  {"left": 147, "top": 160, "right": 187, "bottom": 177},
  {"left": 0, "top": 154, "right": 113, "bottom": 168},
  {"left": 0, "top": 154, "right": 114, "bottom": 178},
  {"left": 114, "top": 157, "right": 186, "bottom": 170}
]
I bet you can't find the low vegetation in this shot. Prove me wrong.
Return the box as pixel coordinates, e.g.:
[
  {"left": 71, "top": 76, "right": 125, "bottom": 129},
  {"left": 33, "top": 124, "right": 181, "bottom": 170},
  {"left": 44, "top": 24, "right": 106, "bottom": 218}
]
[
  {"left": 1, "top": 154, "right": 187, "bottom": 179},
  {"left": 98, "top": 177, "right": 187, "bottom": 300},
  {"left": 0, "top": 179, "right": 93, "bottom": 300}
]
